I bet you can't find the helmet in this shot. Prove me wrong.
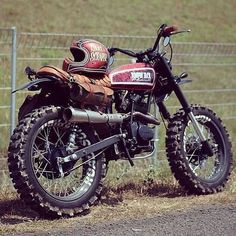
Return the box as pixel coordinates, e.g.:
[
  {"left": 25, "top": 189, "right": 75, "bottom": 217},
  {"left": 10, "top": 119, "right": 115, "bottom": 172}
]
[{"left": 63, "top": 39, "right": 109, "bottom": 74}]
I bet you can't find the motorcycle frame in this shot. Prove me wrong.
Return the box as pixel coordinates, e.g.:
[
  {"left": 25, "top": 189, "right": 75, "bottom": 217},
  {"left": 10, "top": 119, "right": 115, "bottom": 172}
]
[{"left": 59, "top": 49, "right": 213, "bottom": 168}]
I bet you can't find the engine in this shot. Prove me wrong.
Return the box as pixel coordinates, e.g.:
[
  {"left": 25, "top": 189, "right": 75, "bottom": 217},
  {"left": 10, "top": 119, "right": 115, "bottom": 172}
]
[
  {"left": 123, "top": 121, "right": 154, "bottom": 155},
  {"left": 131, "top": 122, "right": 154, "bottom": 144},
  {"left": 114, "top": 90, "right": 156, "bottom": 155},
  {"left": 114, "top": 90, "right": 151, "bottom": 114}
]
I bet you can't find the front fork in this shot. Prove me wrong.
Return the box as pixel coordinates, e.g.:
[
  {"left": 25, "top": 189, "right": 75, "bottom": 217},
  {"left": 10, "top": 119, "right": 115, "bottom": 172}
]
[
  {"left": 159, "top": 56, "right": 213, "bottom": 156},
  {"left": 174, "top": 82, "right": 213, "bottom": 156}
]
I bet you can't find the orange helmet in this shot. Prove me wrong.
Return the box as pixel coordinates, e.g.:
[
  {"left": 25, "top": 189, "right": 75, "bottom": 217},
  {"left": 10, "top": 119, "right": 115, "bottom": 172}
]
[{"left": 63, "top": 39, "right": 110, "bottom": 74}]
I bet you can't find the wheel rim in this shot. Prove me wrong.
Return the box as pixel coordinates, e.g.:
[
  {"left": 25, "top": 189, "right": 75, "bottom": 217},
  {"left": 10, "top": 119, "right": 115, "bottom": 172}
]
[
  {"left": 183, "top": 115, "right": 224, "bottom": 182},
  {"left": 30, "top": 119, "right": 96, "bottom": 200}
]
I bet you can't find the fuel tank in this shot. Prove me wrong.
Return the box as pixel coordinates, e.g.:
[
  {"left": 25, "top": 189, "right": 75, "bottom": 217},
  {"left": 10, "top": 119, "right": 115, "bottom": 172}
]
[{"left": 108, "top": 63, "right": 156, "bottom": 90}]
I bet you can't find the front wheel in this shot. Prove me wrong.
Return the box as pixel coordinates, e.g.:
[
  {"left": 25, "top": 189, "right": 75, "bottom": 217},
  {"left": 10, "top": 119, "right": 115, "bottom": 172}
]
[{"left": 166, "top": 105, "right": 233, "bottom": 194}]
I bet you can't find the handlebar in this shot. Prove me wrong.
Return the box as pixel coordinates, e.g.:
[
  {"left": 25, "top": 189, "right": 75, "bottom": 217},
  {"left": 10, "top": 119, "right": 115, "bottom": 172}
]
[
  {"left": 108, "top": 48, "right": 137, "bottom": 57},
  {"left": 108, "top": 24, "right": 190, "bottom": 60}
]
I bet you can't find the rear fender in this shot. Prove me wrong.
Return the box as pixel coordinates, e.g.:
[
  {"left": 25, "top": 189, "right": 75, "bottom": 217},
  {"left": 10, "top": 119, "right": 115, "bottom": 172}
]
[{"left": 12, "top": 77, "right": 60, "bottom": 93}]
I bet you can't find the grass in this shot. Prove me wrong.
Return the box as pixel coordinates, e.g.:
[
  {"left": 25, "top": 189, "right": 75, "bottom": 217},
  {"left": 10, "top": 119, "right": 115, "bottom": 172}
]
[{"left": 1, "top": 0, "right": 236, "bottom": 42}]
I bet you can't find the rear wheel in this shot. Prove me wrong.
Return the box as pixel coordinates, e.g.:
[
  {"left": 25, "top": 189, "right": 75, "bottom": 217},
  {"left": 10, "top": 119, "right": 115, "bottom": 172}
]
[
  {"left": 8, "top": 106, "right": 106, "bottom": 217},
  {"left": 166, "top": 105, "right": 233, "bottom": 194}
]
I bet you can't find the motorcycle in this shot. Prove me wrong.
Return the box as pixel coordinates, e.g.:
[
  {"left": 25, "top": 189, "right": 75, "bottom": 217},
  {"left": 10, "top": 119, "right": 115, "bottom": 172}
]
[{"left": 8, "top": 24, "right": 233, "bottom": 217}]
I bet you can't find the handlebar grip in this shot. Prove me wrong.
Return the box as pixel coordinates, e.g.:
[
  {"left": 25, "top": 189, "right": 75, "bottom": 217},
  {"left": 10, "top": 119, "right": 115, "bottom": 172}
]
[{"left": 163, "top": 25, "right": 178, "bottom": 36}]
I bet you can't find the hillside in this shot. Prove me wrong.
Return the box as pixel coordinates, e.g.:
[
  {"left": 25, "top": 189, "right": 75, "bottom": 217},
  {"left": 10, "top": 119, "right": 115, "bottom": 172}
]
[{"left": 1, "top": 0, "right": 236, "bottom": 42}]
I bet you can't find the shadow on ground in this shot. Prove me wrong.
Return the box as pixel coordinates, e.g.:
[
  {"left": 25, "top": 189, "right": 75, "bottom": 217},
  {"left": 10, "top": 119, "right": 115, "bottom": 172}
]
[
  {"left": 0, "top": 198, "right": 40, "bottom": 224},
  {"left": 0, "top": 183, "right": 188, "bottom": 224},
  {"left": 100, "top": 183, "right": 188, "bottom": 206}
]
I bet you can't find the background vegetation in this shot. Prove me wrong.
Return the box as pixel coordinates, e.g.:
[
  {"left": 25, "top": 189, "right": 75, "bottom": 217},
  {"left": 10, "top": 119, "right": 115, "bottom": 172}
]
[{"left": 0, "top": 0, "right": 236, "bottom": 42}]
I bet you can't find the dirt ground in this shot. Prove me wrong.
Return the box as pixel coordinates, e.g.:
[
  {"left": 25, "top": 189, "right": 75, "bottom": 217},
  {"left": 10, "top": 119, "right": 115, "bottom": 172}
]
[
  {"left": 27, "top": 203, "right": 236, "bottom": 236},
  {"left": 1, "top": 190, "right": 236, "bottom": 236}
]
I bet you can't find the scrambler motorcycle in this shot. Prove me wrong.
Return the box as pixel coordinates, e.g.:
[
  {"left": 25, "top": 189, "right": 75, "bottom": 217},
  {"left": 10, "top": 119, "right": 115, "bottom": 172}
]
[{"left": 8, "top": 24, "right": 233, "bottom": 217}]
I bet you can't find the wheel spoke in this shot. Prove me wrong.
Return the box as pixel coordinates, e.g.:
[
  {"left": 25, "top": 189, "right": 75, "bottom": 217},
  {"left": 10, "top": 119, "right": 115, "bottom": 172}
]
[
  {"left": 53, "top": 126, "right": 67, "bottom": 146},
  {"left": 37, "top": 161, "right": 50, "bottom": 180},
  {"left": 33, "top": 145, "right": 50, "bottom": 163},
  {"left": 187, "top": 147, "right": 198, "bottom": 163},
  {"left": 36, "top": 132, "right": 55, "bottom": 148},
  {"left": 34, "top": 159, "right": 45, "bottom": 175},
  {"left": 31, "top": 120, "right": 97, "bottom": 200}
]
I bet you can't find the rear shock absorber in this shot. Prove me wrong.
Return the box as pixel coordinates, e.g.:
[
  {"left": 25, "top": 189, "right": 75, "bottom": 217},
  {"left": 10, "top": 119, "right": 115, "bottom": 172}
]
[
  {"left": 57, "top": 125, "right": 81, "bottom": 177},
  {"left": 66, "top": 125, "right": 81, "bottom": 154}
]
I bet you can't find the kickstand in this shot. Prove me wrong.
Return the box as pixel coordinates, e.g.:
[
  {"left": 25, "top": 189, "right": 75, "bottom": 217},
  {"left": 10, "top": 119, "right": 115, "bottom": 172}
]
[{"left": 121, "top": 138, "right": 134, "bottom": 167}]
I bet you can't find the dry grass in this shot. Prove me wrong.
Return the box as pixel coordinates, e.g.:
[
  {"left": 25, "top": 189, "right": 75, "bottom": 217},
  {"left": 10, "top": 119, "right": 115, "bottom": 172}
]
[{"left": 1, "top": 189, "right": 236, "bottom": 235}]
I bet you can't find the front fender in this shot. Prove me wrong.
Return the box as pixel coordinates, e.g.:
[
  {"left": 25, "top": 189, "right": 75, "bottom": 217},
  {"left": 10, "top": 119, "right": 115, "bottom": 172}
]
[{"left": 12, "top": 77, "right": 60, "bottom": 93}]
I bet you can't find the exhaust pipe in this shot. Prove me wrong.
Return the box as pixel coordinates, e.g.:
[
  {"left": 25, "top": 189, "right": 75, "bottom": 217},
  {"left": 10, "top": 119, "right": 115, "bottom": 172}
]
[
  {"left": 63, "top": 107, "right": 160, "bottom": 125},
  {"left": 63, "top": 107, "right": 124, "bottom": 124}
]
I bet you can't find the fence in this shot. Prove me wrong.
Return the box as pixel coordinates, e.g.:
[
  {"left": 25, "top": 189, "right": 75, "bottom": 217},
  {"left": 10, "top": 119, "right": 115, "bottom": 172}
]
[
  {"left": 0, "top": 28, "right": 16, "bottom": 175},
  {"left": 0, "top": 29, "right": 236, "bottom": 176}
]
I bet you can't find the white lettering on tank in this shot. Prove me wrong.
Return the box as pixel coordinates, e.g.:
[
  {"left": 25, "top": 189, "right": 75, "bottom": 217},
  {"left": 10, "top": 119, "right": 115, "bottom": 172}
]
[{"left": 131, "top": 72, "right": 151, "bottom": 81}]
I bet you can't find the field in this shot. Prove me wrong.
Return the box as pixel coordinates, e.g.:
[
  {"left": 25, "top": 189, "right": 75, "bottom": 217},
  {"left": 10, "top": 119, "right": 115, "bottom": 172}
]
[
  {"left": 0, "top": 0, "right": 236, "bottom": 234},
  {"left": 1, "top": 0, "right": 236, "bottom": 42}
]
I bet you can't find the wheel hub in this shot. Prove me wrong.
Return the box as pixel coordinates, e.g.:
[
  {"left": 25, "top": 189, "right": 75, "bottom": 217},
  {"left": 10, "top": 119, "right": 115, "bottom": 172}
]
[
  {"left": 185, "top": 135, "right": 208, "bottom": 165},
  {"left": 39, "top": 146, "right": 74, "bottom": 179}
]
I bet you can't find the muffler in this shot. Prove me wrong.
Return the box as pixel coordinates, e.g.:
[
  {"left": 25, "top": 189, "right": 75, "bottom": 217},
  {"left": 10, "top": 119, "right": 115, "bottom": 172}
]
[
  {"left": 63, "top": 107, "right": 124, "bottom": 123},
  {"left": 63, "top": 107, "right": 160, "bottom": 125}
]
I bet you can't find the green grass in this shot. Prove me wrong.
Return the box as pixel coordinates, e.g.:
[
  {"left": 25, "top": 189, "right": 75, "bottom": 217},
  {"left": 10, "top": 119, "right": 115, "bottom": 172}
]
[{"left": 1, "top": 0, "right": 236, "bottom": 42}]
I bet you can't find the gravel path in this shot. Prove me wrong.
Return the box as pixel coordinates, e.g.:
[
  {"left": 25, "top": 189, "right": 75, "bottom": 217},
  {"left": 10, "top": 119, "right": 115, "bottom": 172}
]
[{"left": 20, "top": 203, "right": 236, "bottom": 236}]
